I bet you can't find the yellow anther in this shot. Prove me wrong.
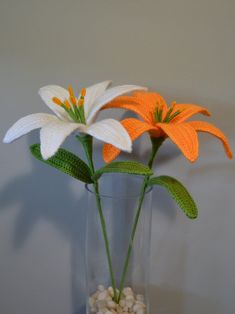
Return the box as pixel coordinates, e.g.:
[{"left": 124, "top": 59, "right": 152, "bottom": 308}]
[
  {"left": 78, "top": 98, "right": 84, "bottom": 106},
  {"left": 81, "top": 87, "right": 86, "bottom": 97},
  {"left": 52, "top": 97, "right": 63, "bottom": 106},
  {"left": 68, "top": 85, "right": 75, "bottom": 98},
  {"left": 70, "top": 96, "right": 77, "bottom": 106},
  {"left": 64, "top": 99, "right": 71, "bottom": 109},
  {"left": 68, "top": 85, "right": 77, "bottom": 106}
]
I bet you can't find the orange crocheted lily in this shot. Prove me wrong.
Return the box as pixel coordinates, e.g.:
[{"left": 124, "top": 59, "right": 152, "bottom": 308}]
[{"left": 103, "top": 91, "right": 233, "bottom": 163}]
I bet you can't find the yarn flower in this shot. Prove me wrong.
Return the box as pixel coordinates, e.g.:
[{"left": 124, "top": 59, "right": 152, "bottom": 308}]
[
  {"left": 3, "top": 81, "right": 146, "bottom": 159},
  {"left": 103, "top": 91, "right": 233, "bottom": 163}
]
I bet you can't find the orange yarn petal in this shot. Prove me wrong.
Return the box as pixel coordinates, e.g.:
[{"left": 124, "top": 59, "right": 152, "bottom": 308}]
[
  {"left": 189, "top": 121, "right": 233, "bottom": 159},
  {"left": 103, "top": 144, "right": 121, "bottom": 164},
  {"left": 103, "top": 118, "right": 156, "bottom": 163},
  {"left": 157, "top": 123, "right": 199, "bottom": 162},
  {"left": 172, "top": 104, "right": 211, "bottom": 123},
  {"left": 103, "top": 96, "right": 152, "bottom": 123},
  {"left": 132, "top": 92, "right": 168, "bottom": 122}
]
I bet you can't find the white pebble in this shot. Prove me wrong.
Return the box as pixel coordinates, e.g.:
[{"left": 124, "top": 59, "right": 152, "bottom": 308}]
[
  {"left": 119, "top": 299, "right": 126, "bottom": 308},
  {"left": 133, "top": 304, "right": 141, "bottom": 312},
  {"left": 136, "top": 309, "right": 145, "bottom": 314},
  {"left": 105, "top": 311, "right": 113, "bottom": 314},
  {"left": 136, "top": 294, "right": 144, "bottom": 302},
  {"left": 126, "top": 294, "right": 134, "bottom": 301},
  {"left": 116, "top": 306, "right": 123, "bottom": 313},
  {"left": 108, "top": 286, "right": 114, "bottom": 296},
  {"left": 90, "top": 306, "right": 96, "bottom": 313},
  {"left": 96, "top": 300, "right": 106, "bottom": 310},
  {"left": 98, "top": 285, "right": 105, "bottom": 292},
  {"left": 123, "top": 287, "right": 133, "bottom": 296},
  {"left": 136, "top": 301, "right": 146, "bottom": 308},
  {"left": 98, "top": 291, "right": 108, "bottom": 300},
  {"left": 107, "top": 300, "right": 116, "bottom": 309},
  {"left": 126, "top": 300, "right": 134, "bottom": 308}
]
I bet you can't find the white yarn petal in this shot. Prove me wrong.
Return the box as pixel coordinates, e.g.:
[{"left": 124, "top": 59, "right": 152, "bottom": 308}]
[
  {"left": 83, "top": 80, "right": 112, "bottom": 119},
  {"left": 85, "top": 119, "right": 132, "bottom": 152},
  {"left": 86, "top": 85, "right": 147, "bottom": 124},
  {"left": 38, "top": 85, "right": 71, "bottom": 121},
  {"left": 40, "top": 120, "right": 85, "bottom": 159},
  {"left": 3, "top": 113, "right": 57, "bottom": 143}
]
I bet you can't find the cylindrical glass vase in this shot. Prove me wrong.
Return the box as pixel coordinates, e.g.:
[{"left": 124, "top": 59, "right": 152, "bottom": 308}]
[{"left": 85, "top": 174, "right": 153, "bottom": 314}]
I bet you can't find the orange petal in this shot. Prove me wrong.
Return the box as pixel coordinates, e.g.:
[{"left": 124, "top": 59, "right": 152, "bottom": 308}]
[
  {"left": 103, "top": 96, "right": 153, "bottom": 123},
  {"left": 132, "top": 91, "right": 169, "bottom": 122},
  {"left": 103, "top": 118, "right": 156, "bottom": 163},
  {"left": 157, "top": 122, "right": 199, "bottom": 162},
  {"left": 171, "top": 104, "right": 211, "bottom": 123},
  {"left": 189, "top": 121, "right": 233, "bottom": 159}
]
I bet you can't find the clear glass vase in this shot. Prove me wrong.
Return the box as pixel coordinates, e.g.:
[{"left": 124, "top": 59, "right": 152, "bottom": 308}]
[{"left": 85, "top": 173, "right": 153, "bottom": 314}]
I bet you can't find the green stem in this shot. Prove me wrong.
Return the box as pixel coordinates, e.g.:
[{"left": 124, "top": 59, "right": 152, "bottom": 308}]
[
  {"left": 117, "top": 137, "right": 164, "bottom": 302},
  {"left": 77, "top": 135, "right": 118, "bottom": 302}
]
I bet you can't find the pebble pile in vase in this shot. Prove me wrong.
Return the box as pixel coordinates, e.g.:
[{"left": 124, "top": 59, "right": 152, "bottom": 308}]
[{"left": 89, "top": 285, "right": 147, "bottom": 314}]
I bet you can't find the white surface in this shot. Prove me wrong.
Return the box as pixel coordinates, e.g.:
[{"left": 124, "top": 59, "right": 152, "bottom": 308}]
[{"left": 0, "top": 0, "right": 235, "bottom": 313}]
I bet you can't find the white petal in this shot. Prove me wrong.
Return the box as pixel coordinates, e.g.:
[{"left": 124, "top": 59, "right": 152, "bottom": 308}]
[
  {"left": 86, "top": 85, "right": 148, "bottom": 124},
  {"left": 3, "top": 113, "right": 57, "bottom": 143},
  {"left": 38, "top": 85, "right": 71, "bottom": 121},
  {"left": 83, "top": 80, "right": 112, "bottom": 119},
  {"left": 85, "top": 119, "right": 132, "bottom": 152},
  {"left": 40, "top": 120, "right": 85, "bottom": 159}
]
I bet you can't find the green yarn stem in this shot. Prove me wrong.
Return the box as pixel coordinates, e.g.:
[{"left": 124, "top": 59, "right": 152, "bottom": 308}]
[
  {"left": 78, "top": 135, "right": 118, "bottom": 302},
  {"left": 117, "top": 137, "right": 164, "bottom": 302}
]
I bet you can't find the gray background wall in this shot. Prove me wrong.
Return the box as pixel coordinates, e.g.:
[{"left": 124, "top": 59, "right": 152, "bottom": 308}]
[{"left": 0, "top": 0, "right": 235, "bottom": 313}]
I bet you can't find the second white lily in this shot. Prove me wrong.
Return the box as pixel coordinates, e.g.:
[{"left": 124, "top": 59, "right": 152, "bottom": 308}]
[{"left": 3, "top": 80, "right": 146, "bottom": 159}]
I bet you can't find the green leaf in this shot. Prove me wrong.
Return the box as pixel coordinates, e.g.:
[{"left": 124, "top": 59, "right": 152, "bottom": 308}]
[
  {"left": 93, "top": 161, "right": 153, "bottom": 180},
  {"left": 148, "top": 175, "right": 198, "bottom": 219},
  {"left": 30, "top": 144, "right": 93, "bottom": 183}
]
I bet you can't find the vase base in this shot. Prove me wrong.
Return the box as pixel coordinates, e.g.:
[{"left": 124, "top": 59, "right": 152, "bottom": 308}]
[{"left": 88, "top": 285, "right": 147, "bottom": 314}]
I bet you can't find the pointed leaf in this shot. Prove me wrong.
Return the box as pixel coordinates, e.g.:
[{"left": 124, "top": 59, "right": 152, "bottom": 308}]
[
  {"left": 148, "top": 175, "right": 198, "bottom": 219},
  {"left": 30, "top": 144, "right": 93, "bottom": 183},
  {"left": 93, "top": 161, "right": 153, "bottom": 180}
]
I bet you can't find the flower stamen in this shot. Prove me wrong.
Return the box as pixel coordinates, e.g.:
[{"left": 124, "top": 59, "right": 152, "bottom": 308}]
[
  {"left": 78, "top": 87, "right": 86, "bottom": 106},
  {"left": 68, "top": 85, "right": 77, "bottom": 106},
  {"left": 52, "top": 97, "right": 63, "bottom": 106},
  {"left": 51, "top": 86, "right": 87, "bottom": 124},
  {"left": 154, "top": 104, "right": 163, "bottom": 122},
  {"left": 64, "top": 99, "right": 71, "bottom": 110}
]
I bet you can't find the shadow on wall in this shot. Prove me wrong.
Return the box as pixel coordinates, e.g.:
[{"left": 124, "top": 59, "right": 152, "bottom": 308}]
[
  {"left": 0, "top": 131, "right": 186, "bottom": 314},
  {"left": 0, "top": 133, "right": 87, "bottom": 314}
]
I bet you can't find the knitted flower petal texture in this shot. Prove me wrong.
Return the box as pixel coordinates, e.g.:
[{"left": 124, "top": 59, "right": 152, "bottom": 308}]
[
  {"left": 103, "top": 96, "right": 153, "bottom": 124},
  {"left": 103, "top": 118, "right": 156, "bottom": 163},
  {"left": 38, "top": 85, "right": 71, "bottom": 121},
  {"left": 40, "top": 120, "right": 85, "bottom": 160},
  {"left": 85, "top": 118, "right": 132, "bottom": 152},
  {"left": 3, "top": 113, "right": 58, "bottom": 143},
  {"left": 171, "top": 103, "right": 211, "bottom": 124},
  {"left": 87, "top": 85, "right": 147, "bottom": 124},
  {"left": 83, "top": 80, "right": 112, "bottom": 120},
  {"left": 133, "top": 91, "right": 169, "bottom": 122},
  {"left": 189, "top": 120, "right": 233, "bottom": 159},
  {"left": 157, "top": 122, "right": 199, "bottom": 162}
]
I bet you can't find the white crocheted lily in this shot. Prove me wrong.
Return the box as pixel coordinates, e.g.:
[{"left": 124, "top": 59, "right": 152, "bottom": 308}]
[{"left": 3, "top": 80, "right": 147, "bottom": 159}]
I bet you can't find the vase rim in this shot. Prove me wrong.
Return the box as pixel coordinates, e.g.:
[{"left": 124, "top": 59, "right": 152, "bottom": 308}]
[{"left": 85, "top": 173, "right": 153, "bottom": 199}]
